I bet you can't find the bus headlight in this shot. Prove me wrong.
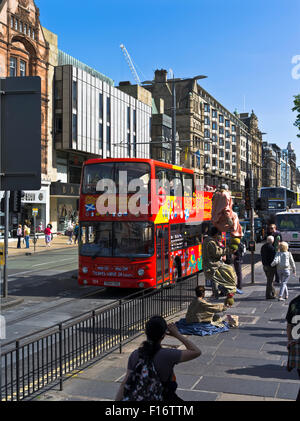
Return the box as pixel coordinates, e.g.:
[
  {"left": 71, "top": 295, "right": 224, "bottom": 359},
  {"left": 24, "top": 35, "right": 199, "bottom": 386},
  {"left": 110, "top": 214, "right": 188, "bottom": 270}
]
[
  {"left": 82, "top": 267, "right": 89, "bottom": 274},
  {"left": 138, "top": 282, "right": 145, "bottom": 288},
  {"left": 83, "top": 280, "right": 88, "bottom": 285},
  {"left": 138, "top": 269, "right": 145, "bottom": 276}
]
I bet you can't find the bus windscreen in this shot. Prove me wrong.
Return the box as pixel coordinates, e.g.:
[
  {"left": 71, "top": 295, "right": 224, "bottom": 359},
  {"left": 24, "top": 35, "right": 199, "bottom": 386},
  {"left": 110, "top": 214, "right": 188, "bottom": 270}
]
[{"left": 82, "top": 162, "right": 150, "bottom": 194}]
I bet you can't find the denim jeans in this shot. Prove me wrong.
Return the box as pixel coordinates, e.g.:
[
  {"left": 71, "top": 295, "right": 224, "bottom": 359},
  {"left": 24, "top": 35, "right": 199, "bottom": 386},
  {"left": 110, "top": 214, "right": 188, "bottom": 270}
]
[
  {"left": 25, "top": 235, "right": 30, "bottom": 249},
  {"left": 278, "top": 268, "right": 290, "bottom": 298}
]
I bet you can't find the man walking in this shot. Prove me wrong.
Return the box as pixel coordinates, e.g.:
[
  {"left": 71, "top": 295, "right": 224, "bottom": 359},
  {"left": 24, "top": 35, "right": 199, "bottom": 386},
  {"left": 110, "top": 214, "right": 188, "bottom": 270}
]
[
  {"left": 261, "top": 236, "right": 277, "bottom": 299},
  {"left": 267, "top": 223, "right": 282, "bottom": 284}
]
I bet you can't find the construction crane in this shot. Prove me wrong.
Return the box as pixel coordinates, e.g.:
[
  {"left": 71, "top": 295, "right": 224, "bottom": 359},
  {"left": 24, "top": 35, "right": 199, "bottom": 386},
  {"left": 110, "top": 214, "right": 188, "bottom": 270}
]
[{"left": 120, "top": 44, "right": 141, "bottom": 86}]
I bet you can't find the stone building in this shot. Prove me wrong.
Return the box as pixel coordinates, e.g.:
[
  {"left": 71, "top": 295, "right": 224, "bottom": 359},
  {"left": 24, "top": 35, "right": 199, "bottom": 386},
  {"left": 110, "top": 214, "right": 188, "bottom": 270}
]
[
  {"left": 0, "top": 0, "right": 52, "bottom": 229},
  {"left": 141, "top": 69, "right": 254, "bottom": 193}
]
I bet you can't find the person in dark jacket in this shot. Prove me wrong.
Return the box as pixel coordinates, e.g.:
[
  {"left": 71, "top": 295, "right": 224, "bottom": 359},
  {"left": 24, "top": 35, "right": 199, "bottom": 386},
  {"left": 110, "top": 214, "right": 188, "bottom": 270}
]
[
  {"left": 261, "top": 236, "right": 277, "bottom": 299},
  {"left": 232, "top": 241, "right": 245, "bottom": 293},
  {"left": 267, "top": 223, "right": 282, "bottom": 284}
]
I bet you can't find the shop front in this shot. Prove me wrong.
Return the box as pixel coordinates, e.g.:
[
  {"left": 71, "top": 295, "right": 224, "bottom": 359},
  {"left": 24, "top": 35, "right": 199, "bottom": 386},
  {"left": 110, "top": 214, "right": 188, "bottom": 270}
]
[
  {"left": 50, "top": 182, "right": 79, "bottom": 233},
  {"left": 20, "top": 185, "right": 50, "bottom": 234}
]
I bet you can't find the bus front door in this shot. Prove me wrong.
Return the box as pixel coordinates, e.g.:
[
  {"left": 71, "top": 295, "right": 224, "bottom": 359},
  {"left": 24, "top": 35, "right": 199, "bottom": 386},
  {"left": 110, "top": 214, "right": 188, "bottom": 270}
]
[{"left": 156, "top": 225, "right": 169, "bottom": 286}]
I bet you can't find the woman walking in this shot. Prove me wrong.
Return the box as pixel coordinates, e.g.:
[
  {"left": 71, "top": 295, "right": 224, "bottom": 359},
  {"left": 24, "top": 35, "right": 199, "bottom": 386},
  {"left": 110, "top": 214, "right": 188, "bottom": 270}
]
[
  {"left": 271, "top": 242, "right": 296, "bottom": 301},
  {"left": 44, "top": 224, "right": 52, "bottom": 248}
]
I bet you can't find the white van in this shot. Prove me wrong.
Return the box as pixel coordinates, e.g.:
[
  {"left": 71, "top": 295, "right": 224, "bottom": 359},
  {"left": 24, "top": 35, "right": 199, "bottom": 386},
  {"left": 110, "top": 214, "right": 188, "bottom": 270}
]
[{"left": 275, "top": 209, "right": 300, "bottom": 255}]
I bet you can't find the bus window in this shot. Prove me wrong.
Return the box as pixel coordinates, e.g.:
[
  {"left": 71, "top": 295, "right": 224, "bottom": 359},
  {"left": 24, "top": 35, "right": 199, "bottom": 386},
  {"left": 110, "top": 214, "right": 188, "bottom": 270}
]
[
  {"left": 116, "top": 162, "right": 150, "bottom": 193},
  {"left": 182, "top": 173, "right": 194, "bottom": 196},
  {"left": 82, "top": 163, "right": 114, "bottom": 193},
  {"left": 276, "top": 214, "right": 300, "bottom": 231}
]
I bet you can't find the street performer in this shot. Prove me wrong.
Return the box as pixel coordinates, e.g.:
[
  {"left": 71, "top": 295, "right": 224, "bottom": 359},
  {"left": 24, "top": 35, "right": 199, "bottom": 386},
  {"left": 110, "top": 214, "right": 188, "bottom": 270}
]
[
  {"left": 211, "top": 184, "right": 242, "bottom": 252},
  {"left": 202, "top": 226, "right": 237, "bottom": 300}
]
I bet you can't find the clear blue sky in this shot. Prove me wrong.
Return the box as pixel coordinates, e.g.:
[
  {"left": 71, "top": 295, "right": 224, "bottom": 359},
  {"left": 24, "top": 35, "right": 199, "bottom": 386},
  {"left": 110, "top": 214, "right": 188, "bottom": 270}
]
[{"left": 36, "top": 0, "right": 300, "bottom": 162}]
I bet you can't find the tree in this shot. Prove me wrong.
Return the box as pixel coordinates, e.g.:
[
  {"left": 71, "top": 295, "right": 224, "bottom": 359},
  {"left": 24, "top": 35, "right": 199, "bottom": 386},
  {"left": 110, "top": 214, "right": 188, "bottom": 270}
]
[{"left": 292, "top": 94, "right": 300, "bottom": 138}]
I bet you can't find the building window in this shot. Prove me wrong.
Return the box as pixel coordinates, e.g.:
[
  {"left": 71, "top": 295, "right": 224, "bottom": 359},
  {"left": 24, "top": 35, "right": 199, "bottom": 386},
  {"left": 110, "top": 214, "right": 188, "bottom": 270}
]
[
  {"left": 219, "top": 127, "right": 224, "bottom": 135},
  {"left": 24, "top": 24, "right": 28, "bottom": 36},
  {"left": 232, "top": 135, "right": 236, "bottom": 143},
  {"left": 14, "top": 18, "right": 18, "bottom": 31},
  {"left": 99, "top": 123, "right": 103, "bottom": 150},
  {"left": 219, "top": 115, "right": 224, "bottom": 123},
  {"left": 212, "top": 158, "right": 218, "bottom": 167},
  {"left": 205, "top": 155, "right": 210, "bottom": 164},
  {"left": 204, "top": 103, "right": 210, "bottom": 112},
  {"left": 225, "top": 120, "right": 230, "bottom": 127},
  {"left": 204, "top": 142, "right": 210, "bottom": 151},
  {"left": 226, "top": 141, "right": 230, "bottom": 149},
  {"left": 20, "top": 60, "right": 26, "bottom": 77},
  {"left": 72, "top": 114, "right": 77, "bottom": 143},
  {"left": 72, "top": 81, "right": 77, "bottom": 109},
  {"left": 133, "top": 109, "right": 137, "bottom": 132},
  {"left": 219, "top": 137, "right": 224, "bottom": 146},
  {"left": 127, "top": 133, "right": 131, "bottom": 157},
  {"left": 212, "top": 133, "right": 218, "bottom": 142},
  {"left": 19, "top": 21, "right": 23, "bottom": 33},
  {"left": 55, "top": 115, "right": 62, "bottom": 134},
  {"left": 204, "top": 116, "right": 210, "bottom": 125},
  {"left": 212, "top": 121, "right": 217, "bottom": 130},
  {"left": 107, "top": 97, "right": 111, "bottom": 123},
  {"left": 133, "top": 135, "right": 137, "bottom": 157},
  {"left": 9, "top": 57, "right": 17, "bottom": 77},
  {"left": 204, "top": 129, "right": 210, "bottom": 139},
  {"left": 212, "top": 109, "right": 218, "bottom": 118},
  {"left": 106, "top": 125, "right": 111, "bottom": 153},
  {"left": 219, "top": 149, "right": 224, "bottom": 158},
  {"left": 225, "top": 130, "right": 230, "bottom": 138},
  {"left": 127, "top": 106, "right": 131, "bottom": 130},
  {"left": 232, "top": 125, "right": 236, "bottom": 132},
  {"left": 99, "top": 93, "right": 103, "bottom": 120},
  {"left": 10, "top": 16, "right": 14, "bottom": 28}
]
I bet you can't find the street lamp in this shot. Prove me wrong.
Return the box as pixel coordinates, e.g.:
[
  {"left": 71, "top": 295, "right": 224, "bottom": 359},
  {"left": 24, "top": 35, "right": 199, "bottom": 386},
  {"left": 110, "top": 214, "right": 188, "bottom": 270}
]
[{"left": 142, "top": 73, "right": 207, "bottom": 165}]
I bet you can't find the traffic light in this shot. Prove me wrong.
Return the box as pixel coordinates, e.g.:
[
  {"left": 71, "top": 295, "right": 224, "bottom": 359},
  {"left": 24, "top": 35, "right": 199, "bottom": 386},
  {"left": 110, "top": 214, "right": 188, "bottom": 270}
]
[
  {"left": 245, "top": 178, "right": 254, "bottom": 211},
  {"left": 9, "top": 191, "right": 22, "bottom": 213}
]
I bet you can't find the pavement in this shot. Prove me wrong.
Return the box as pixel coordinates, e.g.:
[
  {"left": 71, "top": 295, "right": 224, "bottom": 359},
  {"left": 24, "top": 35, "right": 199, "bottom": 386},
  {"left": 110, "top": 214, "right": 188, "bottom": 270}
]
[
  {"left": 6, "top": 234, "right": 78, "bottom": 257},
  {"left": 33, "top": 257, "right": 300, "bottom": 402}
]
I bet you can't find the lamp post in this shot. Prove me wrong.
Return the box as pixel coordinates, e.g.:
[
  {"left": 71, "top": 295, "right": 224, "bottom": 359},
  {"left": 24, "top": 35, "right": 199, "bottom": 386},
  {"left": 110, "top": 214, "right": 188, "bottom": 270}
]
[{"left": 142, "top": 73, "right": 207, "bottom": 165}]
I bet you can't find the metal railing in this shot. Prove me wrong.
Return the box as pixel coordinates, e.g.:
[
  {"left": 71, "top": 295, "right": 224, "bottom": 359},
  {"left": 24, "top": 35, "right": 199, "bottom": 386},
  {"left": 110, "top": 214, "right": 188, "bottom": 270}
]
[{"left": 1, "top": 275, "right": 199, "bottom": 401}]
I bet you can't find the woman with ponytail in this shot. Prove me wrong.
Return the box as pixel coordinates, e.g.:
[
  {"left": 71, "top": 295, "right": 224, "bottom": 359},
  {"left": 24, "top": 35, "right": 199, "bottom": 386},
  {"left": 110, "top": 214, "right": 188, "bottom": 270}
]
[{"left": 115, "top": 315, "right": 201, "bottom": 401}]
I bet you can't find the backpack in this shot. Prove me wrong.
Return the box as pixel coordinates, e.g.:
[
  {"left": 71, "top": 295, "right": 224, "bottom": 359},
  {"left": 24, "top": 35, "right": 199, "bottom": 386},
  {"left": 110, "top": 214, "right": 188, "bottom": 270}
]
[{"left": 122, "top": 355, "right": 164, "bottom": 401}]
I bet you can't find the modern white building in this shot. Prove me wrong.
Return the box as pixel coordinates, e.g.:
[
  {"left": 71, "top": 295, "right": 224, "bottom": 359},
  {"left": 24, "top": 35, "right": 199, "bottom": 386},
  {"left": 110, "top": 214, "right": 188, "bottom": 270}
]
[{"left": 51, "top": 52, "right": 152, "bottom": 232}]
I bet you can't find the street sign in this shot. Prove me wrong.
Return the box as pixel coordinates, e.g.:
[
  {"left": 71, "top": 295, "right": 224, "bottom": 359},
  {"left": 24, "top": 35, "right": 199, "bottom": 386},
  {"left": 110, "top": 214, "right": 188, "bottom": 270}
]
[
  {"left": 32, "top": 208, "right": 38, "bottom": 216},
  {"left": 0, "top": 77, "right": 41, "bottom": 191}
]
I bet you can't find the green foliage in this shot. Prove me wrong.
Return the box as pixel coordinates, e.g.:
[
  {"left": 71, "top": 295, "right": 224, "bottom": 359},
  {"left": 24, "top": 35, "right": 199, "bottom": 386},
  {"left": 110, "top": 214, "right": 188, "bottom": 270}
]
[{"left": 292, "top": 94, "right": 300, "bottom": 138}]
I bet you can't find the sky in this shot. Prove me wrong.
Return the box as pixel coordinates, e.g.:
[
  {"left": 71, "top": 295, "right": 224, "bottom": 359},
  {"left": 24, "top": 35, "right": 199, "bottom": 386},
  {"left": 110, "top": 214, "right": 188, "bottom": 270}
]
[{"left": 36, "top": 0, "right": 300, "bottom": 163}]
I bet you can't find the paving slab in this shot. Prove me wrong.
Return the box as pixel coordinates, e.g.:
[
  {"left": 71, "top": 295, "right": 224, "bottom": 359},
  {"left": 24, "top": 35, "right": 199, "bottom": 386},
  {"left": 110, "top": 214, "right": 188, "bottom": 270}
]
[{"left": 194, "top": 375, "right": 279, "bottom": 398}]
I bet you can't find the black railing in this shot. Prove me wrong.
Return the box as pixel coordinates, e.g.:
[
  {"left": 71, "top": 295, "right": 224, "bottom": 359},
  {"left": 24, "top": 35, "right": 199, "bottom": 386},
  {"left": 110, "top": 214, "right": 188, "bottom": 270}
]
[{"left": 0, "top": 275, "right": 199, "bottom": 401}]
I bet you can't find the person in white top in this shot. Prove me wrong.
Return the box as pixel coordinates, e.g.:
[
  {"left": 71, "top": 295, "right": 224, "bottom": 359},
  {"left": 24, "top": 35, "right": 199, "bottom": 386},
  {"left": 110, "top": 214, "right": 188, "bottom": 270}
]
[{"left": 271, "top": 242, "right": 296, "bottom": 301}]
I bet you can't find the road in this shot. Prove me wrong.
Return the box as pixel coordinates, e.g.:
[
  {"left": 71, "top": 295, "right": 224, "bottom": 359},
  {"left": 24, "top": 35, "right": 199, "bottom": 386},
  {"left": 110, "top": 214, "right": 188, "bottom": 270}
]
[{"left": 2, "top": 247, "right": 132, "bottom": 343}]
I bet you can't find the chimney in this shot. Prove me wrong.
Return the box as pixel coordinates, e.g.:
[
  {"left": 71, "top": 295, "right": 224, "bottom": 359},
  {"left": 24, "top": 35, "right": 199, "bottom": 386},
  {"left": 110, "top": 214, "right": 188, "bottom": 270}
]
[{"left": 154, "top": 69, "right": 168, "bottom": 83}]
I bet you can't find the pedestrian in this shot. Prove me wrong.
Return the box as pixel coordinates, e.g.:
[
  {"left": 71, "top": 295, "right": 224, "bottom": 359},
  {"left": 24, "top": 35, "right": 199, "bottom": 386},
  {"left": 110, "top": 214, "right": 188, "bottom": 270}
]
[
  {"left": 271, "top": 242, "right": 296, "bottom": 301},
  {"left": 44, "top": 224, "right": 52, "bottom": 248},
  {"left": 23, "top": 225, "right": 30, "bottom": 249},
  {"left": 16, "top": 224, "right": 22, "bottom": 249},
  {"left": 115, "top": 315, "right": 201, "bottom": 401},
  {"left": 185, "top": 285, "right": 231, "bottom": 326},
  {"left": 202, "top": 226, "right": 237, "bottom": 299},
  {"left": 267, "top": 223, "right": 282, "bottom": 284},
  {"left": 286, "top": 293, "right": 300, "bottom": 401},
  {"left": 261, "top": 236, "right": 277, "bottom": 299},
  {"left": 66, "top": 221, "right": 74, "bottom": 245},
  {"left": 232, "top": 240, "right": 245, "bottom": 294},
  {"left": 74, "top": 222, "right": 79, "bottom": 244}
]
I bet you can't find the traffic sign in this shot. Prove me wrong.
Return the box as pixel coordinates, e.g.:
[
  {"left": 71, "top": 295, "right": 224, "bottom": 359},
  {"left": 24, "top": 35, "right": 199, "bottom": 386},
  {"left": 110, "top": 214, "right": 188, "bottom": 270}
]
[{"left": 32, "top": 208, "right": 38, "bottom": 216}]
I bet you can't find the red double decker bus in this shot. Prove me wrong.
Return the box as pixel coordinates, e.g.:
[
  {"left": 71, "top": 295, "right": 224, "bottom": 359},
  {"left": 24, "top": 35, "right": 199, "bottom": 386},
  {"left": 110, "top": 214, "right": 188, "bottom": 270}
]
[{"left": 78, "top": 158, "right": 213, "bottom": 289}]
